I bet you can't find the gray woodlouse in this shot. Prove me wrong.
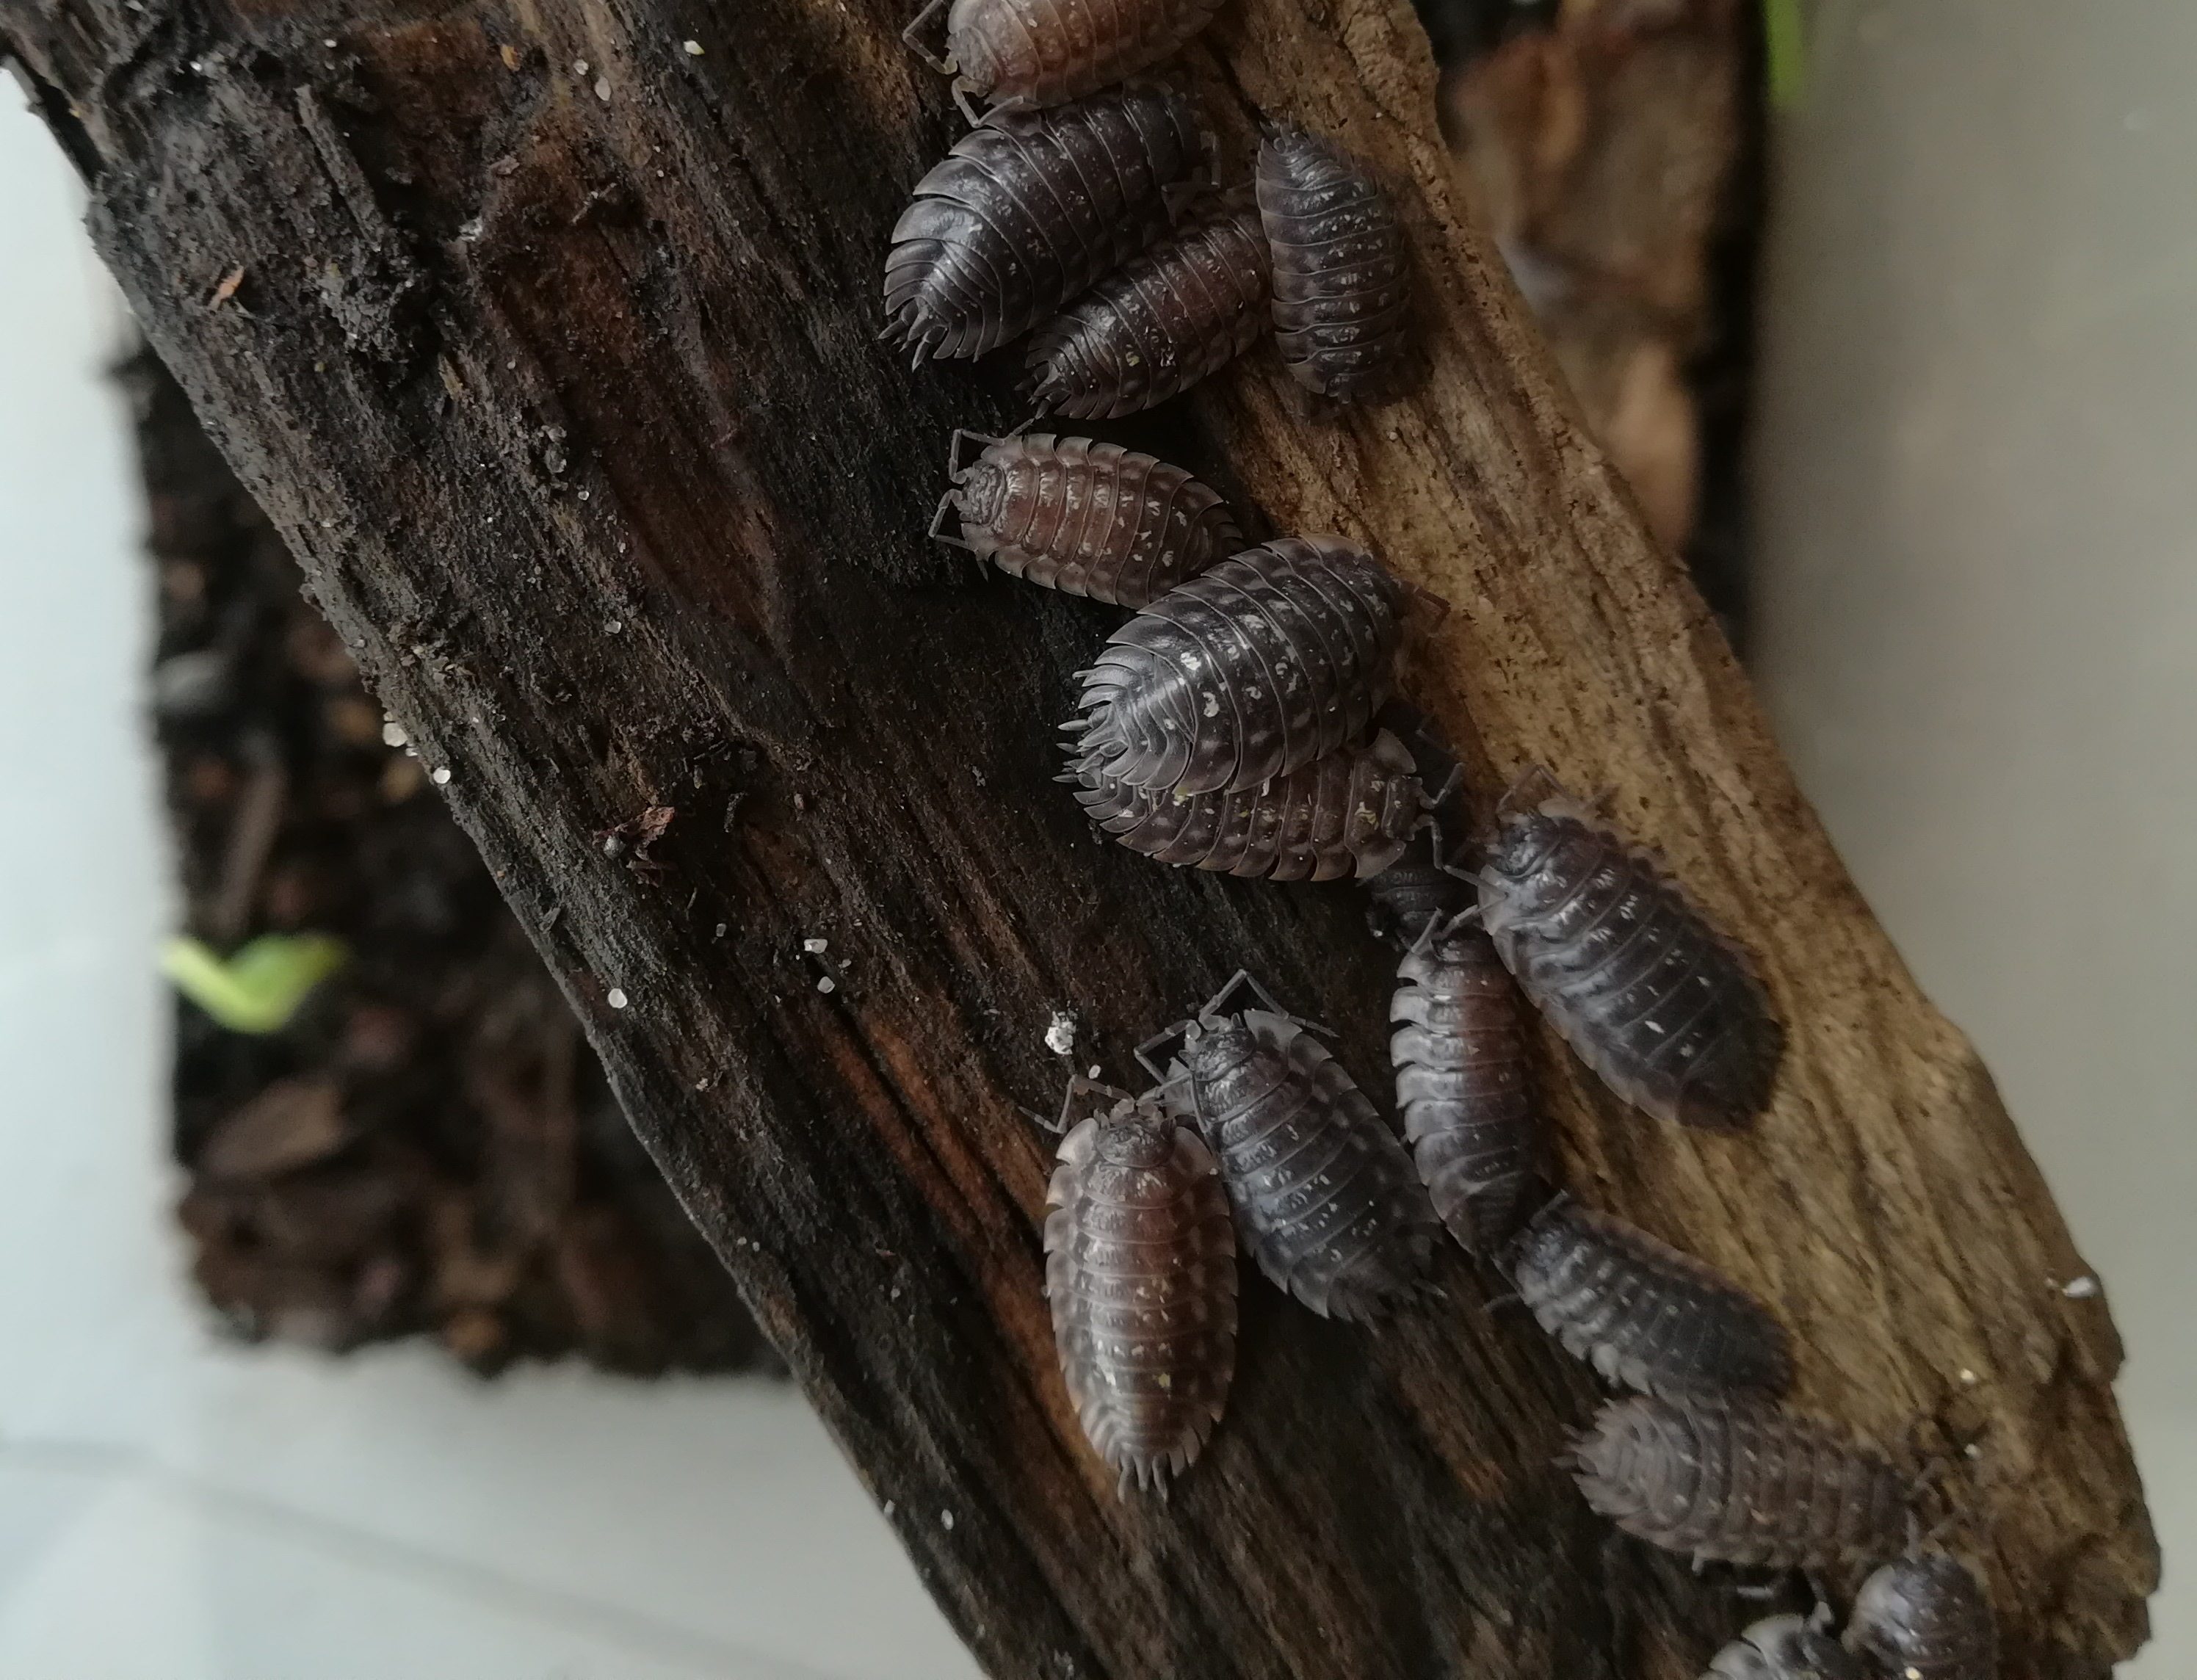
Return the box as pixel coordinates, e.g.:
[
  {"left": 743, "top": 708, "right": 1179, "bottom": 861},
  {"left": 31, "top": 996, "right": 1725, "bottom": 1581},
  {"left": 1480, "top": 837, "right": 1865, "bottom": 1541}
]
[
  {"left": 1505, "top": 1196, "right": 1793, "bottom": 1400},
  {"left": 1478, "top": 775, "right": 1784, "bottom": 1132},
  {"left": 1023, "top": 189, "right": 1270, "bottom": 418},
  {"left": 1063, "top": 535, "right": 1411, "bottom": 796},
  {"left": 1255, "top": 126, "right": 1412, "bottom": 401},
  {"left": 1143, "top": 974, "right": 1436, "bottom": 1322},
  {"left": 1043, "top": 1078, "right": 1238, "bottom": 1494},
  {"left": 930, "top": 430, "right": 1242, "bottom": 607},
  {"left": 902, "top": 0, "right": 1226, "bottom": 123},
  {"left": 1701, "top": 1615, "right": 1870, "bottom": 1680},
  {"left": 1567, "top": 1396, "right": 1909, "bottom": 1569},
  {"left": 1071, "top": 726, "right": 1431, "bottom": 881},
  {"left": 1389, "top": 910, "right": 1545, "bottom": 1256},
  {"left": 1846, "top": 1555, "right": 1998, "bottom": 1680},
  {"left": 883, "top": 84, "right": 1207, "bottom": 362}
]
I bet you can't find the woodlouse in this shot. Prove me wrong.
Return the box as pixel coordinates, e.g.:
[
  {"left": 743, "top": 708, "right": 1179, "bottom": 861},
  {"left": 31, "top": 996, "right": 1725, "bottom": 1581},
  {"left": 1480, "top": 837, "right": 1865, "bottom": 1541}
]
[
  {"left": 930, "top": 430, "right": 1241, "bottom": 607},
  {"left": 903, "top": 0, "right": 1225, "bottom": 123},
  {"left": 1478, "top": 775, "right": 1784, "bottom": 1132},
  {"left": 1043, "top": 1078, "right": 1238, "bottom": 1494},
  {"left": 883, "top": 84, "right": 1206, "bottom": 362},
  {"left": 1024, "top": 189, "right": 1270, "bottom": 418},
  {"left": 1701, "top": 1615, "right": 1869, "bottom": 1680},
  {"left": 1568, "top": 1396, "right": 1909, "bottom": 1569},
  {"left": 1389, "top": 910, "right": 1544, "bottom": 1256},
  {"left": 1505, "top": 1196, "right": 1793, "bottom": 1400},
  {"left": 1256, "top": 126, "right": 1412, "bottom": 401},
  {"left": 1846, "top": 1555, "right": 1998, "bottom": 1680},
  {"left": 1071, "top": 726, "right": 1430, "bottom": 881},
  {"left": 1145, "top": 975, "right": 1435, "bottom": 1321},
  {"left": 1064, "top": 535, "right": 1411, "bottom": 796}
]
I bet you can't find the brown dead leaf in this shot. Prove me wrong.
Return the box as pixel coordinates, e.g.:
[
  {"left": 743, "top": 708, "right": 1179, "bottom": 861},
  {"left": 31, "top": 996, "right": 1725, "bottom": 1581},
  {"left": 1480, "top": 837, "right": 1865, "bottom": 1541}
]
[{"left": 199, "top": 1077, "right": 350, "bottom": 1179}]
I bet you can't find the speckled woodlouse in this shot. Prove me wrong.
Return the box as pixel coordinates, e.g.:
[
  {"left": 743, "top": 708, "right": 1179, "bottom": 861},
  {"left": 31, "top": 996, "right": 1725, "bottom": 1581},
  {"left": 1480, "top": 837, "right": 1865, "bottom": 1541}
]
[
  {"left": 1024, "top": 189, "right": 1270, "bottom": 418},
  {"left": 1064, "top": 535, "right": 1412, "bottom": 796},
  {"left": 930, "top": 430, "right": 1241, "bottom": 607},
  {"left": 1389, "top": 910, "right": 1544, "bottom": 1256},
  {"left": 1505, "top": 1196, "right": 1792, "bottom": 1400},
  {"left": 1700, "top": 1615, "right": 1869, "bottom": 1680},
  {"left": 902, "top": 0, "right": 1226, "bottom": 123},
  {"left": 1478, "top": 773, "right": 1784, "bottom": 1132},
  {"left": 1071, "top": 726, "right": 1432, "bottom": 880},
  {"left": 1568, "top": 1395, "right": 1910, "bottom": 1570},
  {"left": 1255, "top": 126, "right": 1411, "bottom": 401},
  {"left": 1043, "top": 1077, "right": 1238, "bottom": 1494},
  {"left": 1846, "top": 1555, "right": 1997, "bottom": 1680},
  {"left": 883, "top": 84, "right": 1206, "bottom": 362},
  {"left": 1143, "top": 974, "right": 1435, "bottom": 1321}
]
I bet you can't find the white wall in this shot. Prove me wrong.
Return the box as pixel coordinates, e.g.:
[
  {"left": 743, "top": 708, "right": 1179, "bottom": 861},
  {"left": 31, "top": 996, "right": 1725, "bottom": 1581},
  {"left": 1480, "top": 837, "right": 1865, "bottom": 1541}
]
[
  {"left": 0, "top": 86, "right": 977, "bottom": 1680},
  {"left": 1754, "top": 4, "right": 2193, "bottom": 1671}
]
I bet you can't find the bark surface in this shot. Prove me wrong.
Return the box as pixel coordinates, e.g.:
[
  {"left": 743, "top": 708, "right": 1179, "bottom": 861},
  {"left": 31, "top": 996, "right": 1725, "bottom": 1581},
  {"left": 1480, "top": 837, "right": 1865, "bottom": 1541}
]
[{"left": 1, "top": 0, "right": 2156, "bottom": 1674}]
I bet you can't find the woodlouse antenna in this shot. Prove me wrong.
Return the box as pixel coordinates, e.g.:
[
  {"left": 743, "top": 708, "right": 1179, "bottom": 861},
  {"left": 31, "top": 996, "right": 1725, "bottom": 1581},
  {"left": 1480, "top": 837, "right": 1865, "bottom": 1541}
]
[
  {"left": 1405, "top": 581, "right": 1452, "bottom": 629},
  {"left": 1053, "top": 1072, "right": 1133, "bottom": 1134},
  {"left": 952, "top": 80, "right": 986, "bottom": 127},
  {"left": 1496, "top": 763, "right": 1570, "bottom": 819},
  {"left": 925, "top": 488, "right": 973, "bottom": 551},
  {"left": 945, "top": 427, "right": 999, "bottom": 479},
  {"left": 899, "top": 0, "right": 955, "bottom": 77}
]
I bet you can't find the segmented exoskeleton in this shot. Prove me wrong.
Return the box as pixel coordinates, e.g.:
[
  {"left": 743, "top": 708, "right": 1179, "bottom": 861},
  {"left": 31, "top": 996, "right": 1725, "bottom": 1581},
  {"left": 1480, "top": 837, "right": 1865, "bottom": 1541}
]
[
  {"left": 1846, "top": 1556, "right": 1998, "bottom": 1680},
  {"left": 902, "top": 0, "right": 1226, "bottom": 123},
  {"left": 883, "top": 85, "right": 1206, "bottom": 362},
  {"left": 1064, "top": 535, "right": 1411, "bottom": 796},
  {"left": 1701, "top": 1616, "right": 1869, "bottom": 1680},
  {"left": 1505, "top": 1196, "right": 1793, "bottom": 1400},
  {"left": 1072, "top": 727, "right": 1430, "bottom": 880},
  {"left": 931, "top": 430, "right": 1241, "bottom": 607},
  {"left": 1256, "top": 126, "right": 1411, "bottom": 400},
  {"left": 1478, "top": 775, "right": 1784, "bottom": 1132},
  {"left": 1024, "top": 189, "right": 1270, "bottom": 417},
  {"left": 1568, "top": 1396, "right": 1910, "bottom": 1569},
  {"left": 1389, "top": 910, "right": 1544, "bottom": 1256},
  {"left": 1144, "top": 975, "right": 1435, "bottom": 1321},
  {"left": 1043, "top": 1078, "right": 1238, "bottom": 1494}
]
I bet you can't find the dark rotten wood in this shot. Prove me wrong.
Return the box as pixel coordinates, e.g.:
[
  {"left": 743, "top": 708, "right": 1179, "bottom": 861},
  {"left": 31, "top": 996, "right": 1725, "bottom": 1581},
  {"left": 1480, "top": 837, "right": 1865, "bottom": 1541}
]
[{"left": 0, "top": 1, "right": 2156, "bottom": 1675}]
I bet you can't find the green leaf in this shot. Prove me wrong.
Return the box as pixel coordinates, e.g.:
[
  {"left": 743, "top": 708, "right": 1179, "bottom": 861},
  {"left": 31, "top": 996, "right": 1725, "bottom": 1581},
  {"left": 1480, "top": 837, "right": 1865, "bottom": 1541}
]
[
  {"left": 162, "top": 933, "right": 349, "bottom": 1035},
  {"left": 1765, "top": 0, "right": 1806, "bottom": 111}
]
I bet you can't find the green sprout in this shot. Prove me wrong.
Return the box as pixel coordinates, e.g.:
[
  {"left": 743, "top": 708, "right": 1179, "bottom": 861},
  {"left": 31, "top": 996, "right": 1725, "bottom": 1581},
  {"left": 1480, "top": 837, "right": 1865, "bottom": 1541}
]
[
  {"left": 1765, "top": 0, "right": 1806, "bottom": 112},
  {"left": 162, "top": 933, "right": 349, "bottom": 1035}
]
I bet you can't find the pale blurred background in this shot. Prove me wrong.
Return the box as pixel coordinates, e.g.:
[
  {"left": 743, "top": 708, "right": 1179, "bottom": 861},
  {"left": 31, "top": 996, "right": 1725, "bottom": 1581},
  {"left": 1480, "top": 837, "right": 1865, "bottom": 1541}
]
[{"left": 0, "top": 0, "right": 2187, "bottom": 1671}]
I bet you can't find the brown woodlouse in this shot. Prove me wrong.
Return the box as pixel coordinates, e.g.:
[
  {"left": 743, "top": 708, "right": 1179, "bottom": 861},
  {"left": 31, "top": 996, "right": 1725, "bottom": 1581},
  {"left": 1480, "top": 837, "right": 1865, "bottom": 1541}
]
[
  {"left": 1071, "top": 727, "right": 1431, "bottom": 880},
  {"left": 1024, "top": 189, "right": 1270, "bottom": 418},
  {"left": 1567, "top": 1396, "right": 1910, "bottom": 1570},
  {"left": 1143, "top": 974, "right": 1436, "bottom": 1322},
  {"left": 1063, "top": 535, "right": 1411, "bottom": 796},
  {"left": 1043, "top": 1077, "right": 1238, "bottom": 1494},
  {"left": 1505, "top": 1196, "right": 1793, "bottom": 1400},
  {"left": 1389, "top": 910, "right": 1545, "bottom": 1256},
  {"left": 1701, "top": 1615, "right": 1869, "bottom": 1680},
  {"left": 1478, "top": 773, "right": 1784, "bottom": 1132},
  {"left": 902, "top": 0, "right": 1226, "bottom": 123},
  {"left": 883, "top": 84, "right": 1206, "bottom": 362},
  {"left": 1846, "top": 1556, "right": 1998, "bottom": 1680},
  {"left": 930, "top": 430, "right": 1241, "bottom": 607},
  {"left": 1256, "top": 126, "right": 1411, "bottom": 401}
]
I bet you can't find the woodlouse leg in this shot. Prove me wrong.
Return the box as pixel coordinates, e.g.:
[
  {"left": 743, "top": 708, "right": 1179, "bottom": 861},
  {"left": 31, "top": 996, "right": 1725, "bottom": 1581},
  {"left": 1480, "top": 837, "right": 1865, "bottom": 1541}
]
[
  {"left": 951, "top": 80, "right": 988, "bottom": 127},
  {"left": 1495, "top": 764, "right": 1571, "bottom": 818},
  {"left": 898, "top": 0, "right": 956, "bottom": 76}
]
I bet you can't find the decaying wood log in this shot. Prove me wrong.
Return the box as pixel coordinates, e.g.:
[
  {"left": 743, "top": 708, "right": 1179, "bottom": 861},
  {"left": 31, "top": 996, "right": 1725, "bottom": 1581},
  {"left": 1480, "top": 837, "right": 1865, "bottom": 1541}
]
[{"left": 1, "top": 1, "right": 2155, "bottom": 1675}]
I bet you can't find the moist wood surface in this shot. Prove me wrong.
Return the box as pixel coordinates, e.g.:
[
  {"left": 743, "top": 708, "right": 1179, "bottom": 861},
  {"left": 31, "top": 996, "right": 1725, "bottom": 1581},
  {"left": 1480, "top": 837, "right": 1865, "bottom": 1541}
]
[{"left": 0, "top": 0, "right": 2155, "bottom": 1675}]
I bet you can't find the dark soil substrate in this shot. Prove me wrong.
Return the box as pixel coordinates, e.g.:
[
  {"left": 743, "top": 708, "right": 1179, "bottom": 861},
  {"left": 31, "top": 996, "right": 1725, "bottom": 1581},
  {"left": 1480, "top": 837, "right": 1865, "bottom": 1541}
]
[{"left": 131, "top": 350, "right": 775, "bottom": 1377}]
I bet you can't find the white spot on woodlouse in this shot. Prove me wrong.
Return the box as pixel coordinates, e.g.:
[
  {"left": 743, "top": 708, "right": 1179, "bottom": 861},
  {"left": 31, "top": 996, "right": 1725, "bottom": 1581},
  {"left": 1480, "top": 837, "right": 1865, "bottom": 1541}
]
[
  {"left": 803, "top": 937, "right": 828, "bottom": 954},
  {"left": 573, "top": 58, "right": 589, "bottom": 73},
  {"left": 594, "top": 76, "right": 612, "bottom": 102},
  {"left": 430, "top": 767, "right": 452, "bottom": 786},
  {"left": 607, "top": 988, "right": 629, "bottom": 1010},
  {"left": 1087, "top": 1065, "right": 1101, "bottom": 1080},
  {"left": 683, "top": 39, "right": 704, "bottom": 55},
  {"left": 2062, "top": 1275, "right": 2100, "bottom": 1299},
  {"left": 941, "top": 1510, "right": 955, "bottom": 1529},
  {"left": 1958, "top": 1367, "right": 1980, "bottom": 1386},
  {"left": 381, "top": 721, "right": 408, "bottom": 747},
  {"left": 883, "top": 1499, "right": 895, "bottom": 1517},
  {"left": 605, "top": 620, "right": 623, "bottom": 634},
  {"left": 1044, "top": 1011, "right": 1076, "bottom": 1057},
  {"left": 817, "top": 975, "right": 837, "bottom": 993}
]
